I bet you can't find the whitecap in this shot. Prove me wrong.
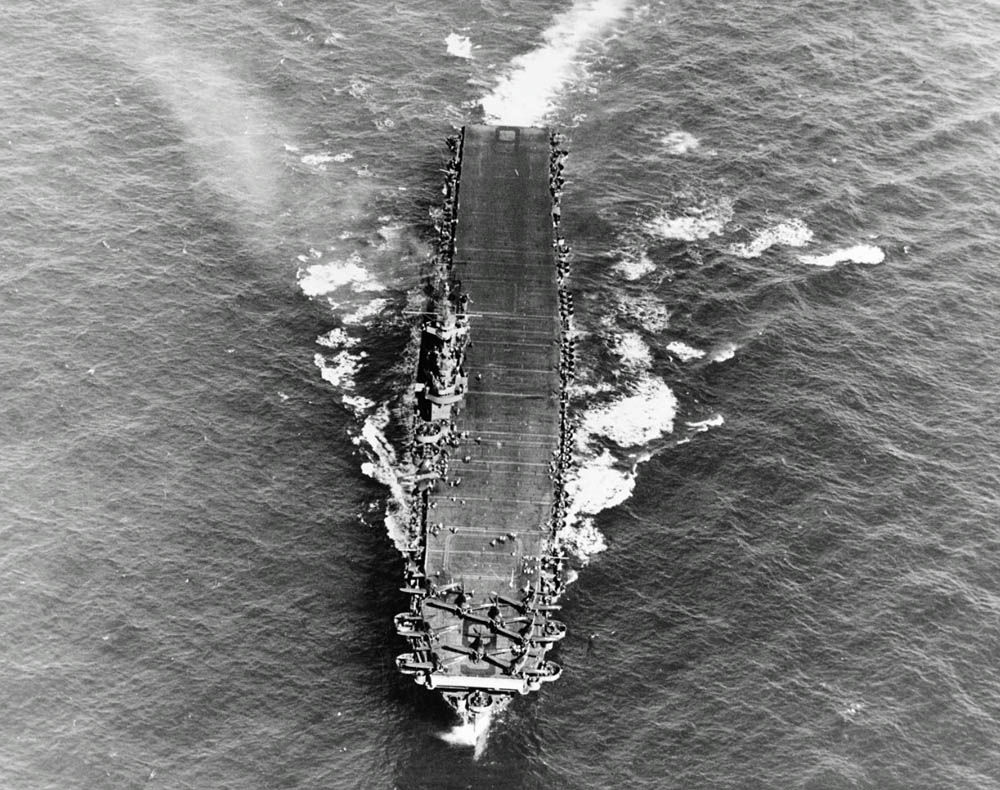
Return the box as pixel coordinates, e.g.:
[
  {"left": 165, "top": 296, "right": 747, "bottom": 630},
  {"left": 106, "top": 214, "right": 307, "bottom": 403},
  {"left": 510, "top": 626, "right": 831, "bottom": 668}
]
[
  {"left": 686, "top": 414, "right": 724, "bottom": 432},
  {"left": 569, "top": 381, "right": 616, "bottom": 397},
  {"left": 555, "top": 514, "right": 609, "bottom": 563},
  {"left": 445, "top": 33, "right": 473, "bottom": 59},
  {"left": 579, "top": 375, "right": 678, "bottom": 448},
  {"left": 297, "top": 254, "right": 381, "bottom": 297},
  {"left": 644, "top": 199, "right": 733, "bottom": 242},
  {"left": 666, "top": 341, "right": 706, "bottom": 362},
  {"left": 565, "top": 449, "right": 635, "bottom": 518},
  {"left": 480, "top": 0, "right": 631, "bottom": 126},
  {"left": 612, "top": 331, "right": 653, "bottom": 368},
  {"left": 708, "top": 343, "right": 737, "bottom": 363},
  {"left": 300, "top": 153, "right": 334, "bottom": 167},
  {"left": 314, "top": 350, "right": 367, "bottom": 389},
  {"left": 342, "top": 297, "right": 389, "bottom": 326},
  {"left": 797, "top": 244, "right": 885, "bottom": 267},
  {"left": 611, "top": 292, "right": 671, "bottom": 333},
  {"left": 342, "top": 393, "right": 376, "bottom": 414},
  {"left": 316, "top": 328, "right": 358, "bottom": 349},
  {"left": 727, "top": 218, "right": 813, "bottom": 259},
  {"left": 662, "top": 130, "right": 700, "bottom": 155},
  {"left": 356, "top": 405, "right": 414, "bottom": 553},
  {"left": 613, "top": 248, "right": 657, "bottom": 280}
]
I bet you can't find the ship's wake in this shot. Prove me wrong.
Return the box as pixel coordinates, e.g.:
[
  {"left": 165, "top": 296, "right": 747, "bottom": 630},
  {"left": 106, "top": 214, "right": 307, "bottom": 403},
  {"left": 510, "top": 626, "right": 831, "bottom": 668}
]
[
  {"left": 437, "top": 708, "right": 493, "bottom": 761},
  {"left": 479, "top": 0, "right": 633, "bottom": 127}
]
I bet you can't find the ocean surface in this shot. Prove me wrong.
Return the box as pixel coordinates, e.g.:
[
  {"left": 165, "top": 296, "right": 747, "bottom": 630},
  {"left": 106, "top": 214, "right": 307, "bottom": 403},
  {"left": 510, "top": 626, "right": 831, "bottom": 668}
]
[{"left": 3, "top": 1, "right": 1000, "bottom": 788}]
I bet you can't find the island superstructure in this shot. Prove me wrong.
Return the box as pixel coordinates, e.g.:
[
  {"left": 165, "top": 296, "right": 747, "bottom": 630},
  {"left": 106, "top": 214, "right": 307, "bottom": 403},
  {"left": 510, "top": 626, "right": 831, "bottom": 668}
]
[{"left": 395, "top": 125, "right": 574, "bottom": 726}]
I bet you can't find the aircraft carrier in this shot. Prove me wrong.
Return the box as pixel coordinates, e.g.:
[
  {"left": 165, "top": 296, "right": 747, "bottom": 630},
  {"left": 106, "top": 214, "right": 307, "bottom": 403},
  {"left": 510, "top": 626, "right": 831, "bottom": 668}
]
[{"left": 395, "top": 124, "right": 574, "bottom": 729}]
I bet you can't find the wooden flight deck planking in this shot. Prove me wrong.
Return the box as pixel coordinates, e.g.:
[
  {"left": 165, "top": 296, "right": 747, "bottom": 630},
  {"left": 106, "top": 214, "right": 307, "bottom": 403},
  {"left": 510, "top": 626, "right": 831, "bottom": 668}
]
[{"left": 422, "top": 126, "right": 560, "bottom": 667}]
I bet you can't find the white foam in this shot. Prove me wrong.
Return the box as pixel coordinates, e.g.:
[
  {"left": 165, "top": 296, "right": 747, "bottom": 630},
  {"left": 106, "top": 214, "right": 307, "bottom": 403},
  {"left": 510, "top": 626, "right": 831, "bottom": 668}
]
[
  {"left": 438, "top": 707, "right": 493, "bottom": 759},
  {"left": 557, "top": 374, "right": 679, "bottom": 565},
  {"left": 445, "top": 33, "right": 473, "bottom": 59},
  {"left": 299, "top": 151, "right": 353, "bottom": 169},
  {"left": 662, "top": 130, "right": 700, "bottom": 155},
  {"left": 480, "top": 0, "right": 631, "bottom": 125},
  {"left": 728, "top": 219, "right": 813, "bottom": 259},
  {"left": 644, "top": 199, "right": 733, "bottom": 242},
  {"left": 579, "top": 375, "right": 677, "bottom": 447},
  {"left": 297, "top": 254, "right": 381, "bottom": 297},
  {"left": 314, "top": 350, "right": 367, "bottom": 390},
  {"left": 612, "top": 331, "right": 653, "bottom": 368},
  {"left": 686, "top": 414, "right": 724, "bottom": 432},
  {"left": 342, "top": 394, "right": 376, "bottom": 413},
  {"left": 565, "top": 449, "right": 635, "bottom": 518},
  {"left": 301, "top": 153, "right": 334, "bottom": 167},
  {"left": 708, "top": 343, "right": 737, "bottom": 363},
  {"left": 374, "top": 222, "right": 406, "bottom": 250},
  {"left": 570, "top": 381, "right": 616, "bottom": 397},
  {"left": 613, "top": 293, "right": 670, "bottom": 332},
  {"left": 316, "top": 328, "right": 358, "bottom": 349},
  {"left": 342, "top": 297, "right": 389, "bottom": 326},
  {"left": 356, "top": 405, "right": 414, "bottom": 553},
  {"left": 666, "top": 341, "right": 705, "bottom": 362},
  {"left": 797, "top": 244, "right": 885, "bottom": 267},
  {"left": 556, "top": 514, "right": 610, "bottom": 563},
  {"left": 613, "top": 248, "right": 657, "bottom": 280}
]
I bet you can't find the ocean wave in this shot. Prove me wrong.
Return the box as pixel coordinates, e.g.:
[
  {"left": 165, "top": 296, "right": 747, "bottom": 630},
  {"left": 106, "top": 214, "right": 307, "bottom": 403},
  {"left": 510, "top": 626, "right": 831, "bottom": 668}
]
[
  {"left": 342, "top": 297, "right": 390, "bottom": 326},
  {"left": 300, "top": 151, "right": 353, "bottom": 169},
  {"left": 343, "top": 394, "right": 376, "bottom": 413},
  {"left": 555, "top": 511, "right": 609, "bottom": 564},
  {"left": 662, "top": 130, "right": 700, "bottom": 155},
  {"left": 797, "top": 244, "right": 885, "bottom": 267},
  {"left": 708, "top": 342, "right": 737, "bottom": 363},
  {"left": 686, "top": 414, "right": 724, "bottom": 432},
  {"left": 356, "top": 405, "right": 413, "bottom": 552},
  {"left": 445, "top": 32, "right": 473, "bottom": 59},
  {"left": 666, "top": 341, "right": 705, "bottom": 361},
  {"left": 612, "top": 247, "right": 657, "bottom": 280},
  {"left": 727, "top": 218, "right": 813, "bottom": 259},
  {"left": 566, "top": 448, "right": 636, "bottom": 517},
  {"left": 610, "top": 291, "right": 671, "bottom": 332},
  {"left": 479, "top": 0, "right": 631, "bottom": 125},
  {"left": 317, "top": 328, "right": 359, "bottom": 349},
  {"left": 313, "top": 350, "right": 367, "bottom": 391},
  {"left": 296, "top": 253, "right": 383, "bottom": 297},
  {"left": 644, "top": 198, "right": 734, "bottom": 241},
  {"left": 611, "top": 331, "right": 653, "bottom": 368},
  {"left": 579, "top": 375, "right": 677, "bottom": 448}
]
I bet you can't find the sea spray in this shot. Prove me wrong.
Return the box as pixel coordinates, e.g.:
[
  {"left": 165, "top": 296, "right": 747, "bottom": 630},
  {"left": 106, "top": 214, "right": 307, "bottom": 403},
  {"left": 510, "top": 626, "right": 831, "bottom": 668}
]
[
  {"left": 727, "top": 218, "right": 813, "bottom": 259},
  {"left": 643, "top": 197, "right": 734, "bottom": 242},
  {"left": 797, "top": 243, "right": 885, "bottom": 267},
  {"left": 666, "top": 341, "right": 706, "bottom": 362},
  {"left": 578, "top": 376, "right": 677, "bottom": 447},
  {"left": 437, "top": 706, "right": 493, "bottom": 760},
  {"left": 445, "top": 32, "right": 473, "bottom": 59},
  {"left": 355, "top": 404, "right": 415, "bottom": 552},
  {"left": 480, "top": 0, "right": 632, "bottom": 125}
]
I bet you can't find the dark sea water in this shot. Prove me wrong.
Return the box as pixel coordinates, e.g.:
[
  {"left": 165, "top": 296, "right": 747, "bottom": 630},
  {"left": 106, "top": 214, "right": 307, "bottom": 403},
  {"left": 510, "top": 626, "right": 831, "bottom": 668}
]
[{"left": 3, "top": 1, "right": 1000, "bottom": 788}]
